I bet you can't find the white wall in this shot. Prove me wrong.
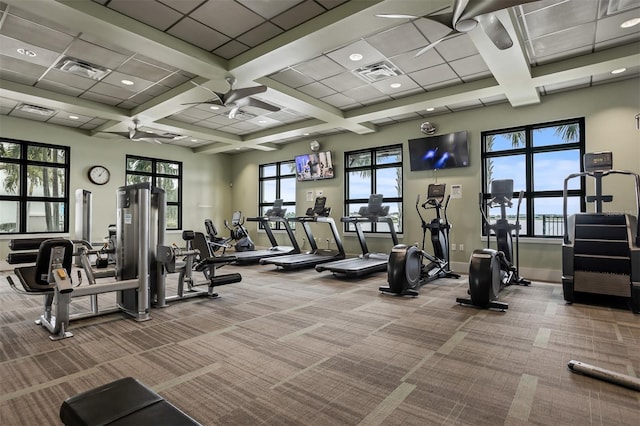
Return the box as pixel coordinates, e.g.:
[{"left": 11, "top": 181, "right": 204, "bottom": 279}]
[{"left": 229, "top": 78, "right": 640, "bottom": 282}]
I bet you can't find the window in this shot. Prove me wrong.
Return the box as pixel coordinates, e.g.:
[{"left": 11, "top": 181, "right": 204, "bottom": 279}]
[
  {"left": 481, "top": 118, "right": 585, "bottom": 238},
  {"left": 126, "top": 155, "right": 182, "bottom": 230},
  {"left": 0, "top": 138, "right": 70, "bottom": 234},
  {"left": 344, "top": 144, "right": 403, "bottom": 233},
  {"left": 258, "top": 160, "right": 296, "bottom": 229}
]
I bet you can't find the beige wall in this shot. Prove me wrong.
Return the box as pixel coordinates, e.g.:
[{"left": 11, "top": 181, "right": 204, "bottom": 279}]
[
  {"left": 229, "top": 78, "right": 640, "bottom": 282},
  {"left": 1, "top": 78, "right": 638, "bottom": 280}
]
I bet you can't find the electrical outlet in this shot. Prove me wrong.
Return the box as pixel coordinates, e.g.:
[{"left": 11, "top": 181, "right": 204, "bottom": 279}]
[
  {"left": 459, "top": 244, "right": 464, "bottom": 251},
  {"left": 451, "top": 244, "right": 457, "bottom": 251}
]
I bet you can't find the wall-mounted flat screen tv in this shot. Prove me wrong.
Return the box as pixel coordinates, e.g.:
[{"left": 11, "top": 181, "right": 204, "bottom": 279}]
[
  {"left": 295, "top": 151, "right": 334, "bottom": 181},
  {"left": 408, "top": 131, "right": 470, "bottom": 171}
]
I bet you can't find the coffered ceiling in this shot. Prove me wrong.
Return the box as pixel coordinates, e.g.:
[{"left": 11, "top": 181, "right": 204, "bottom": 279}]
[{"left": 0, "top": 0, "right": 638, "bottom": 154}]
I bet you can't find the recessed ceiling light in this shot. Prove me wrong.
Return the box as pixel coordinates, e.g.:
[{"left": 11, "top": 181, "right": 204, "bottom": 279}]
[
  {"left": 611, "top": 68, "right": 626, "bottom": 74},
  {"left": 390, "top": 83, "right": 402, "bottom": 89},
  {"left": 235, "top": 147, "right": 240, "bottom": 150},
  {"left": 191, "top": 139, "right": 197, "bottom": 142},
  {"left": 621, "top": 18, "right": 640, "bottom": 28},
  {"left": 121, "top": 79, "right": 134, "bottom": 86},
  {"left": 258, "top": 120, "right": 268, "bottom": 124},
  {"left": 210, "top": 106, "right": 219, "bottom": 110},
  {"left": 426, "top": 107, "right": 435, "bottom": 112},
  {"left": 349, "top": 53, "right": 363, "bottom": 61},
  {"left": 303, "top": 133, "right": 309, "bottom": 136},
  {"left": 68, "top": 115, "right": 79, "bottom": 120},
  {"left": 17, "top": 48, "right": 36, "bottom": 57}
]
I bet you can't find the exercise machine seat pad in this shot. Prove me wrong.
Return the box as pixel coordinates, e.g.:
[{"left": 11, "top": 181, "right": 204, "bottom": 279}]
[{"left": 60, "top": 377, "right": 201, "bottom": 426}]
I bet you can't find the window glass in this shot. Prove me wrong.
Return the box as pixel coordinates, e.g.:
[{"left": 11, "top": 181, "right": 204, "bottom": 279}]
[
  {"left": 26, "top": 166, "right": 66, "bottom": 197},
  {"left": 0, "top": 200, "right": 19, "bottom": 233},
  {"left": 261, "top": 164, "right": 276, "bottom": 177},
  {"left": 347, "top": 171, "right": 371, "bottom": 199},
  {"left": 376, "top": 147, "right": 401, "bottom": 164},
  {"left": 376, "top": 167, "right": 402, "bottom": 197},
  {"left": 127, "top": 158, "right": 152, "bottom": 172},
  {"left": 0, "top": 163, "right": 20, "bottom": 195},
  {"left": 165, "top": 205, "right": 178, "bottom": 229},
  {"left": 279, "top": 161, "right": 295, "bottom": 175},
  {"left": 259, "top": 161, "right": 297, "bottom": 231},
  {"left": 280, "top": 177, "right": 296, "bottom": 201},
  {"left": 533, "top": 196, "right": 580, "bottom": 237},
  {"left": 485, "top": 155, "right": 526, "bottom": 193},
  {"left": 26, "top": 201, "right": 65, "bottom": 232},
  {"left": 27, "top": 146, "right": 66, "bottom": 163},
  {"left": 261, "top": 180, "right": 276, "bottom": 203},
  {"left": 533, "top": 124, "right": 580, "bottom": 147},
  {"left": 156, "top": 177, "right": 179, "bottom": 202},
  {"left": 157, "top": 161, "right": 179, "bottom": 175},
  {"left": 484, "top": 131, "right": 525, "bottom": 152},
  {"left": 533, "top": 150, "right": 581, "bottom": 191},
  {"left": 347, "top": 151, "right": 371, "bottom": 167},
  {"left": 487, "top": 199, "right": 527, "bottom": 237},
  {"left": 0, "top": 142, "right": 21, "bottom": 159}
]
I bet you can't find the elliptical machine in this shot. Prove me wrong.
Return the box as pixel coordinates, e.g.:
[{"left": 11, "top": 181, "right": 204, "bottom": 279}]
[
  {"left": 457, "top": 179, "right": 529, "bottom": 310},
  {"left": 224, "top": 211, "right": 255, "bottom": 252},
  {"left": 380, "top": 183, "right": 459, "bottom": 296}
]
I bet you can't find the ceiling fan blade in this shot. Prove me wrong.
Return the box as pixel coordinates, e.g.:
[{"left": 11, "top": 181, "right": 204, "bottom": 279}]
[
  {"left": 190, "top": 81, "right": 224, "bottom": 104},
  {"left": 414, "top": 30, "right": 457, "bottom": 57},
  {"left": 457, "top": 0, "right": 539, "bottom": 23},
  {"left": 223, "top": 86, "right": 268, "bottom": 105},
  {"left": 228, "top": 106, "right": 240, "bottom": 120},
  {"left": 181, "top": 100, "right": 222, "bottom": 106},
  {"left": 478, "top": 13, "right": 513, "bottom": 49},
  {"left": 244, "top": 97, "right": 280, "bottom": 112}
]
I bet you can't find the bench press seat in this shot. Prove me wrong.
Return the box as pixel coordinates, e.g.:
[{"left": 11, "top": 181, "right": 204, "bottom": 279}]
[{"left": 60, "top": 377, "right": 201, "bottom": 426}]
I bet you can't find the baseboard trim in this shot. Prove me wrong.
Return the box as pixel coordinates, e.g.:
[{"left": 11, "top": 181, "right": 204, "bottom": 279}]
[{"left": 450, "top": 261, "right": 561, "bottom": 284}]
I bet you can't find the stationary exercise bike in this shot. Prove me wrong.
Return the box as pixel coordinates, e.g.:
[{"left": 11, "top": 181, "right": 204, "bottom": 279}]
[
  {"left": 457, "top": 179, "right": 529, "bottom": 310},
  {"left": 380, "top": 183, "right": 459, "bottom": 296},
  {"left": 224, "top": 211, "right": 255, "bottom": 252}
]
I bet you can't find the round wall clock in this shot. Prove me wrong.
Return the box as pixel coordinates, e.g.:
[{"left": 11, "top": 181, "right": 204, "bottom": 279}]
[{"left": 88, "top": 165, "right": 111, "bottom": 185}]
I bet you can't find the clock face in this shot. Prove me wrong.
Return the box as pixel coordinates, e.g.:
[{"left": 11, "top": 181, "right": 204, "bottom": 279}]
[{"left": 88, "top": 166, "right": 110, "bottom": 185}]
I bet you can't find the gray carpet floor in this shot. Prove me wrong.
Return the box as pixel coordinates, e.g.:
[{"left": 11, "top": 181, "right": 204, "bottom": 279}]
[{"left": 1, "top": 262, "right": 638, "bottom": 425}]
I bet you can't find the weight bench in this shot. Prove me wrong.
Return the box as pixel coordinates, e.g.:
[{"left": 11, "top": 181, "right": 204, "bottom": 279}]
[{"left": 60, "top": 377, "right": 201, "bottom": 426}]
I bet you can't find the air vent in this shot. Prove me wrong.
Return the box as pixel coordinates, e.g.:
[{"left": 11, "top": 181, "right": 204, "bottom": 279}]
[
  {"left": 54, "top": 57, "right": 111, "bottom": 81},
  {"left": 234, "top": 110, "right": 257, "bottom": 120},
  {"left": 17, "top": 103, "right": 56, "bottom": 116},
  {"left": 599, "top": 0, "right": 637, "bottom": 17},
  {"left": 353, "top": 60, "right": 403, "bottom": 83}
]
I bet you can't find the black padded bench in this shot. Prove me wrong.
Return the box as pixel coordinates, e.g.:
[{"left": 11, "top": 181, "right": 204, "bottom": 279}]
[{"left": 60, "top": 377, "right": 201, "bottom": 426}]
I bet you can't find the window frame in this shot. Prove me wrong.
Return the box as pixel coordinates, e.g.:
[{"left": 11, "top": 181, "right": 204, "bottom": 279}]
[
  {"left": 481, "top": 117, "right": 586, "bottom": 238},
  {"left": 344, "top": 144, "right": 403, "bottom": 234},
  {"left": 125, "top": 155, "right": 182, "bottom": 230},
  {"left": 258, "top": 160, "right": 296, "bottom": 230},
  {"left": 0, "top": 138, "right": 70, "bottom": 235}
]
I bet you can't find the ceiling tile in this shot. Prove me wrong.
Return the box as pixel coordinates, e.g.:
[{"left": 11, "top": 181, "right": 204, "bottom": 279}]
[
  {"left": 320, "top": 92, "right": 358, "bottom": 108},
  {"left": 326, "top": 40, "right": 385, "bottom": 70},
  {"left": 6, "top": 5, "right": 78, "bottom": 36},
  {"left": 11, "top": 108, "right": 53, "bottom": 121},
  {"left": 530, "top": 23, "right": 596, "bottom": 59},
  {"left": 116, "top": 58, "right": 173, "bottom": 81},
  {"left": 542, "top": 77, "right": 592, "bottom": 94},
  {"left": 448, "top": 99, "right": 483, "bottom": 111},
  {"left": 388, "top": 48, "right": 445, "bottom": 74},
  {"left": 179, "top": 107, "right": 218, "bottom": 120},
  {"left": 213, "top": 40, "right": 250, "bottom": 59},
  {"left": 79, "top": 33, "right": 135, "bottom": 57},
  {"left": 0, "top": 55, "right": 47, "bottom": 80},
  {"left": 236, "top": 21, "right": 284, "bottom": 47},
  {"left": 423, "top": 77, "right": 462, "bottom": 91},
  {"left": 88, "top": 82, "right": 132, "bottom": 100},
  {"left": 190, "top": 0, "right": 264, "bottom": 38},
  {"left": 42, "top": 68, "right": 98, "bottom": 90},
  {"left": 167, "top": 17, "right": 231, "bottom": 51},
  {"left": 116, "top": 100, "right": 140, "bottom": 109},
  {"left": 65, "top": 39, "right": 129, "bottom": 70},
  {"left": 366, "top": 22, "right": 430, "bottom": 57},
  {"left": 238, "top": 0, "right": 304, "bottom": 19},
  {"left": 413, "top": 18, "right": 457, "bottom": 44},
  {"left": 158, "top": 0, "right": 204, "bottom": 14},
  {"left": 448, "top": 54, "right": 489, "bottom": 77},
  {"left": 342, "top": 84, "right": 384, "bottom": 102},
  {"left": 0, "top": 35, "right": 61, "bottom": 68},
  {"left": 270, "top": 68, "right": 314, "bottom": 88},
  {"left": 521, "top": 0, "right": 597, "bottom": 40},
  {"left": 434, "top": 34, "right": 478, "bottom": 62},
  {"left": 169, "top": 113, "right": 203, "bottom": 124},
  {"left": 46, "top": 116, "right": 86, "bottom": 128},
  {"left": 320, "top": 71, "right": 367, "bottom": 92},
  {"left": 160, "top": 72, "right": 192, "bottom": 88},
  {"left": 0, "top": 98, "right": 19, "bottom": 108},
  {"left": 0, "top": 14, "right": 74, "bottom": 53},
  {"left": 293, "top": 55, "right": 345, "bottom": 81},
  {"left": 409, "top": 63, "right": 458, "bottom": 87},
  {"left": 315, "top": 0, "right": 349, "bottom": 8},
  {"left": 480, "top": 94, "right": 508, "bottom": 105},
  {"left": 35, "top": 80, "right": 86, "bottom": 97},
  {"left": 80, "top": 91, "right": 122, "bottom": 106},
  {"left": 107, "top": 0, "right": 183, "bottom": 31},
  {"left": 371, "top": 74, "right": 421, "bottom": 94},
  {"left": 298, "top": 82, "right": 337, "bottom": 98},
  {"left": 271, "top": 0, "right": 326, "bottom": 30},
  {"left": 595, "top": 8, "right": 640, "bottom": 43},
  {"left": 101, "top": 71, "right": 155, "bottom": 92}
]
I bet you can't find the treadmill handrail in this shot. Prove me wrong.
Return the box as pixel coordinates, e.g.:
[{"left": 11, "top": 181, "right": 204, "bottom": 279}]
[
  {"left": 246, "top": 215, "right": 300, "bottom": 252},
  {"left": 563, "top": 169, "right": 640, "bottom": 245}
]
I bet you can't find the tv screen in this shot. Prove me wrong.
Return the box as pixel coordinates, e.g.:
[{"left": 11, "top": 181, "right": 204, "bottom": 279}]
[
  {"left": 295, "top": 151, "right": 334, "bottom": 181},
  {"left": 408, "top": 131, "right": 470, "bottom": 171}
]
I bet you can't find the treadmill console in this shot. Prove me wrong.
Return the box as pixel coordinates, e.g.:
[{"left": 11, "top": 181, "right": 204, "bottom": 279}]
[
  {"left": 265, "top": 199, "right": 286, "bottom": 218},
  {"left": 584, "top": 152, "right": 613, "bottom": 173},
  {"left": 360, "top": 194, "right": 389, "bottom": 217}
]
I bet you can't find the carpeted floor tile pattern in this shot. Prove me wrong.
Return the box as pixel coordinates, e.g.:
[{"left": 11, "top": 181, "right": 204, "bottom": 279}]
[{"left": 1, "top": 263, "right": 638, "bottom": 425}]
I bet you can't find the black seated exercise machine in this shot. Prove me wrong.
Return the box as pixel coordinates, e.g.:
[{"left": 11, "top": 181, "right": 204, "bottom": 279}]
[
  {"left": 260, "top": 196, "right": 345, "bottom": 270},
  {"left": 561, "top": 151, "right": 640, "bottom": 313},
  {"left": 456, "top": 179, "right": 529, "bottom": 311},
  {"left": 224, "top": 211, "right": 255, "bottom": 252},
  {"left": 316, "top": 194, "right": 399, "bottom": 278},
  {"left": 155, "top": 230, "right": 241, "bottom": 304},
  {"left": 6, "top": 183, "right": 160, "bottom": 340},
  {"left": 380, "top": 183, "right": 459, "bottom": 296},
  {"left": 60, "top": 377, "right": 201, "bottom": 426}
]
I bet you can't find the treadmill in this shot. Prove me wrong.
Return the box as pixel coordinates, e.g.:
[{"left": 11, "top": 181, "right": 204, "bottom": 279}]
[
  {"left": 228, "top": 199, "right": 301, "bottom": 265},
  {"left": 260, "top": 196, "right": 345, "bottom": 270},
  {"left": 316, "top": 194, "right": 398, "bottom": 278}
]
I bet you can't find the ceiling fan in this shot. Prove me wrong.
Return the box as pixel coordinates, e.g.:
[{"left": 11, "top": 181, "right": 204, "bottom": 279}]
[
  {"left": 107, "top": 119, "right": 185, "bottom": 144},
  {"left": 377, "top": 0, "right": 538, "bottom": 56},
  {"left": 183, "top": 76, "right": 281, "bottom": 119}
]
